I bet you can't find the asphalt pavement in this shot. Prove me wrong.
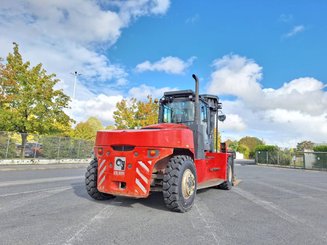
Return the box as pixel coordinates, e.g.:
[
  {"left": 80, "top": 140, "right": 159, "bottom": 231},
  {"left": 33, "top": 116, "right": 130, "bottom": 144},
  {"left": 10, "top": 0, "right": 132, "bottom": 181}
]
[{"left": 0, "top": 162, "right": 326, "bottom": 245}]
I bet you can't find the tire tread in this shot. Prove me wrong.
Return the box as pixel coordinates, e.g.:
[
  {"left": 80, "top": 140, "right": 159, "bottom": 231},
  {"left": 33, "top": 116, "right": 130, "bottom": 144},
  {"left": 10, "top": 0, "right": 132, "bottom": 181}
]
[
  {"left": 163, "top": 155, "right": 196, "bottom": 212},
  {"left": 85, "top": 159, "right": 114, "bottom": 200}
]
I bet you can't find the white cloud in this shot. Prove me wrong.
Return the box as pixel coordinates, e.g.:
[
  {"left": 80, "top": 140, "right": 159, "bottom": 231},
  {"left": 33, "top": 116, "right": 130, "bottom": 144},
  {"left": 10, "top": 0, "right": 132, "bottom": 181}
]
[
  {"left": 220, "top": 114, "right": 246, "bottom": 132},
  {"left": 261, "top": 77, "right": 327, "bottom": 115},
  {"left": 150, "top": 0, "right": 171, "bottom": 14},
  {"left": 135, "top": 56, "right": 196, "bottom": 74},
  {"left": 68, "top": 94, "right": 123, "bottom": 125},
  {"left": 207, "top": 54, "right": 263, "bottom": 102},
  {"left": 67, "top": 83, "right": 178, "bottom": 125},
  {"left": 207, "top": 54, "right": 327, "bottom": 147},
  {"left": 0, "top": 0, "right": 171, "bottom": 123},
  {"left": 263, "top": 109, "right": 327, "bottom": 146},
  {"left": 114, "top": 0, "right": 170, "bottom": 23},
  {"left": 284, "top": 25, "right": 305, "bottom": 38},
  {"left": 128, "top": 84, "right": 177, "bottom": 100},
  {"left": 0, "top": 1, "right": 124, "bottom": 45}
]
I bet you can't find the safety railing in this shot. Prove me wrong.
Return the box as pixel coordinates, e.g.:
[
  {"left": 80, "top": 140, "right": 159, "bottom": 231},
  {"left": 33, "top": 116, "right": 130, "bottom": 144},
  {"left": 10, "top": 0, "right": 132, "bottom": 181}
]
[
  {"left": 0, "top": 131, "right": 94, "bottom": 160},
  {"left": 255, "top": 150, "right": 327, "bottom": 171}
]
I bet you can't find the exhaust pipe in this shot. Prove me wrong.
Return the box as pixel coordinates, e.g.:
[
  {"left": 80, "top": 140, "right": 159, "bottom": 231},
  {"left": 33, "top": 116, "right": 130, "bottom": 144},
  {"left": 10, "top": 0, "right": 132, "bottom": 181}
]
[{"left": 192, "top": 74, "right": 200, "bottom": 125}]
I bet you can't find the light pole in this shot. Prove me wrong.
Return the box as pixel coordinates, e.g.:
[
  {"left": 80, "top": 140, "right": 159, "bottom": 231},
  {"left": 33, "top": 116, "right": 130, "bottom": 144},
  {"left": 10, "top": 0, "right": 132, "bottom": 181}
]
[{"left": 71, "top": 71, "right": 81, "bottom": 100}]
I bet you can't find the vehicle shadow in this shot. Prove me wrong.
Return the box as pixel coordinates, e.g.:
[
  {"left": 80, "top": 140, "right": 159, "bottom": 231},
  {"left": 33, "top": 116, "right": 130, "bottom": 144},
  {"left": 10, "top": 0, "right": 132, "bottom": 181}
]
[
  {"left": 71, "top": 182, "right": 169, "bottom": 212},
  {"left": 71, "top": 182, "right": 218, "bottom": 212}
]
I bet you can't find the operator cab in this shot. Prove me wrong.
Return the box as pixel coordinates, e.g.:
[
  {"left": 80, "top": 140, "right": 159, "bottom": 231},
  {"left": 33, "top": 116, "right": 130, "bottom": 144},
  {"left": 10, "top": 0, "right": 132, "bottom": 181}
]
[
  {"left": 159, "top": 90, "right": 195, "bottom": 126},
  {"left": 158, "top": 89, "right": 225, "bottom": 156}
]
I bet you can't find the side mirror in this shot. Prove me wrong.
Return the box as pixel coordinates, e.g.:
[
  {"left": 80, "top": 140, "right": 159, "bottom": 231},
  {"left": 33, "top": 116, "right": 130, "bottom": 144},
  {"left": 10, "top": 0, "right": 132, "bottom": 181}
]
[{"left": 218, "top": 114, "right": 226, "bottom": 122}]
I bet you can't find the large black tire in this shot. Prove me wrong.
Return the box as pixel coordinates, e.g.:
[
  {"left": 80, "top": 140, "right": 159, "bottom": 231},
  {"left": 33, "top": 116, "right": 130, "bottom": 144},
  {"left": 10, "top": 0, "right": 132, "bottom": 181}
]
[
  {"left": 219, "top": 156, "right": 233, "bottom": 190},
  {"left": 163, "top": 155, "right": 197, "bottom": 213},
  {"left": 85, "top": 159, "right": 115, "bottom": 200}
]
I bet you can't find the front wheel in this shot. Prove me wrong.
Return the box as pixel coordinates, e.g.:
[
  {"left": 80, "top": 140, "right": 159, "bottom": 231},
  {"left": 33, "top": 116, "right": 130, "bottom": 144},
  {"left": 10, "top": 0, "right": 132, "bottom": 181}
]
[
  {"left": 218, "top": 156, "right": 233, "bottom": 190},
  {"left": 163, "top": 155, "right": 197, "bottom": 213}
]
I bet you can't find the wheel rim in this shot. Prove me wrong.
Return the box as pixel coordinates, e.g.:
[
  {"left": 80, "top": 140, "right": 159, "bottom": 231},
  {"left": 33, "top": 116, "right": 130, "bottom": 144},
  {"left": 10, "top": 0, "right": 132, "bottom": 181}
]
[
  {"left": 228, "top": 165, "right": 232, "bottom": 183},
  {"left": 182, "top": 169, "right": 195, "bottom": 199}
]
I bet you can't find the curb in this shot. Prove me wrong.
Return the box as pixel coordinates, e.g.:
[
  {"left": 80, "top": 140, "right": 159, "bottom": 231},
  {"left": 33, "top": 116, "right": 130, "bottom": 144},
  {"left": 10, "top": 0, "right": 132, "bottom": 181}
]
[
  {"left": 0, "top": 158, "right": 91, "bottom": 165},
  {"left": 0, "top": 163, "right": 89, "bottom": 171}
]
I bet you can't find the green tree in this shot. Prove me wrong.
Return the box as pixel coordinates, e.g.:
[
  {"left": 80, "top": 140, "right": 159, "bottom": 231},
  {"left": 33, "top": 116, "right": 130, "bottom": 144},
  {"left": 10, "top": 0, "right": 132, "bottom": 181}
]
[
  {"left": 225, "top": 139, "right": 238, "bottom": 151},
  {"left": 113, "top": 96, "right": 159, "bottom": 129},
  {"left": 239, "top": 136, "right": 264, "bottom": 158},
  {"left": 237, "top": 144, "right": 250, "bottom": 159},
  {"left": 135, "top": 96, "right": 159, "bottom": 127},
  {"left": 313, "top": 145, "right": 327, "bottom": 152},
  {"left": 0, "top": 43, "right": 73, "bottom": 157},
  {"left": 255, "top": 145, "right": 279, "bottom": 164},
  {"left": 105, "top": 125, "right": 116, "bottom": 130},
  {"left": 73, "top": 117, "right": 104, "bottom": 141},
  {"left": 239, "top": 136, "right": 264, "bottom": 151},
  {"left": 255, "top": 145, "right": 278, "bottom": 152},
  {"left": 296, "top": 140, "right": 315, "bottom": 152},
  {"left": 113, "top": 98, "right": 137, "bottom": 129}
]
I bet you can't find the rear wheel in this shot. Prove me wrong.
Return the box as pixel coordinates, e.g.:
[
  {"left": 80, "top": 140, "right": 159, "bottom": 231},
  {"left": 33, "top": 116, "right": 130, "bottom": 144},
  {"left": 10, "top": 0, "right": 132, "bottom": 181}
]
[
  {"left": 163, "top": 155, "right": 197, "bottom": 212},
  {"left": 219, "top": 156, "right": 233, "bottom": 190},
  {"left": 85, "top": 159, "right": 115, "bottom": 200}
]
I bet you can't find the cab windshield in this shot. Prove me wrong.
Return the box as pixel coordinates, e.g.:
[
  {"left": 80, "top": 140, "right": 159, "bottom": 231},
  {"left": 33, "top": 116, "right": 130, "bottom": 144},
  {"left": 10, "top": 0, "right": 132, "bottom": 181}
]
[{"left": 162, "top": 101, "right": 194, "bottom": 124}]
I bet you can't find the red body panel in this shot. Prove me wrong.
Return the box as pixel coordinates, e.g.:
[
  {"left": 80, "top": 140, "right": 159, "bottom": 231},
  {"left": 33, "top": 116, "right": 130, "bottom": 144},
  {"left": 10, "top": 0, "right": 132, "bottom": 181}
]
[
  {"left": 195, "top": 152, "right": 228, "bottom": 184},
  {"left": 96, "top": 124, "right": 194, "bottom": 150},
  {"left": 95, "top": 123, "right": 229, "bottom": 198},
  {"left": 96, "top": 146, "right": 173, "bottom": 198}
]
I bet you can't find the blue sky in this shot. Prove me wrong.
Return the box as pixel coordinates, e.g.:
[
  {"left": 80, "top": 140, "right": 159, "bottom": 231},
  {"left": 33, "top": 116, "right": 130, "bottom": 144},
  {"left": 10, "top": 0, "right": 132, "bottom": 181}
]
[
  {"left": 0, "top": 0, "right": 326, "bottom": 147},
  {"left": 110, "top": 0, "right": 327, "bottom": 90}
]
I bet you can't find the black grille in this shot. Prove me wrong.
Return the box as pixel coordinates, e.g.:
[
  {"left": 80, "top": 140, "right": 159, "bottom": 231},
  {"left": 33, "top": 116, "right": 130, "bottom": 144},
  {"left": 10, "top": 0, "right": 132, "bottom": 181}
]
[{"left": 111, "top": 145, "right": 135, "bottom": 151}]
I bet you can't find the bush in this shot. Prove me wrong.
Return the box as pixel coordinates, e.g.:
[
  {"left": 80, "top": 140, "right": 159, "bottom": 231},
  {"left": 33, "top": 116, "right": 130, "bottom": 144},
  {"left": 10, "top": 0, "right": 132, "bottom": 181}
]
[
  {"left": 313, "top": 145, "right": 327, "bottom": 169},
  {"left": 313, "top": 145, "right": 327, "bottom": 152},
  {"left": 255, "top": 145, "right": 278, "bottom": 152},
  {"left": 278, "top": 150, "right": 292, "bottom": 165},
  {"left": 255, "top": 145, "right": 279, "bottom": 164},
  {"left": 237, "top": 144, "right": 250, "bottom": 159}
]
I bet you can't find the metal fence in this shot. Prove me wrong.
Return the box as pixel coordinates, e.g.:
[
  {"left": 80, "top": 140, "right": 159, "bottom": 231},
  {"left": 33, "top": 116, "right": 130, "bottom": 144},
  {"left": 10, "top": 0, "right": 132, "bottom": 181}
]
[
  {"left": 0, "top": 131, "right": 94, "bottom": 160},
  {"left": 256, "top": 150, "right": 327, "bottom": 171}
]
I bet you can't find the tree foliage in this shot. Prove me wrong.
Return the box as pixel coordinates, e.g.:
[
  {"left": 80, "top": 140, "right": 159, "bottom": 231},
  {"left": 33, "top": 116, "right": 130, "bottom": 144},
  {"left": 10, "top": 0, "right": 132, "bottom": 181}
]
[
  {"left": 73, "top": 117, "right": 103, "bottom": 141},
  {"left": 238, "top": 136, "right": 264, "bottom": 159},
  {"left": 135, "top": 96, "right": 159, "bottom": 127},
  {"left": 255, "top": 145, "right": 278, "bottom": 152},
  {"left": 0, "top": 43, "right": 73, "bottom": 156},
  {"left": 225, "top": 139, "right": 238, "bottom": 151},
  {"left": 239, "top": 136, "right": 264, "bottom": 152},
  {"left": 313, "top": 145, "right": 327, "bottom": 152},
  {"left": 237, "top": 144, "right": 250, "bottom": 159},
  {"left": 113, "top": 96, "right": 159, "bottom": 129},
  {"left": 296, "top": 140, "right": 315, "bottom": 152},
  {"left": 105, "top": 125, "right": 116, "bottom": 130}
]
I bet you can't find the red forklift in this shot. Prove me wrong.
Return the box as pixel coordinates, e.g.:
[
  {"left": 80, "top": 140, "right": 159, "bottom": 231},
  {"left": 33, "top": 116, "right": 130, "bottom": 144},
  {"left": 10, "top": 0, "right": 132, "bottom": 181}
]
[{"left": 85, "top": 74, "right": 234, "bottom": 212}]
